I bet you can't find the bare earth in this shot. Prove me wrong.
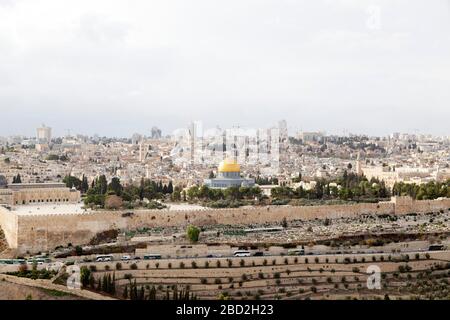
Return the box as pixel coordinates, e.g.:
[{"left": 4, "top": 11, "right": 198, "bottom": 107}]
[{"left": 0, "top": 278, "right": 83, "bottom": 300}]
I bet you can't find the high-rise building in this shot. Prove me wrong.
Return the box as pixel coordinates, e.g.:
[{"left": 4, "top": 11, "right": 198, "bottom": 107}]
[
  {"left": 36, "top": 124, "right": 52, "bottom": 144},
  {"left": 151, "top": 127, "right": 162, "bottom": 139},
  {"left": 278, "top": 120, "right": 288, "bottom": 143}
]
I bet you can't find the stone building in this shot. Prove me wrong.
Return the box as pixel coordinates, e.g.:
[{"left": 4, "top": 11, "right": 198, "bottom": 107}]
[{"left": 0, "top": 177, "right": 80, "bottom": 206}]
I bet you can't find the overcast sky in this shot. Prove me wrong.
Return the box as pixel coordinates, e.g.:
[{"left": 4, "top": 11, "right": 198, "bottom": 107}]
[{"left": 0, "top": 0, "right": 449, "bottom": 137}]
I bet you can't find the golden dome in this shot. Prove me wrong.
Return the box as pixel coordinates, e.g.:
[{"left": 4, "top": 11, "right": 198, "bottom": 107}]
[{"left": 218, "top": 159, "right": 240, "bottom": 173}]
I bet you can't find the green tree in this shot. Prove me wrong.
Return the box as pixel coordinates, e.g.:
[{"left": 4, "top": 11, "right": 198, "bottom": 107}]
[
  {"left": 80, "top": 266, "right": 91, "bottom": 288},
  {"left": 186, "top": 225, "right": 201, "bottom": 243},
  {"left": 108, "top": 177, "right": 123, "bottom": 196}
]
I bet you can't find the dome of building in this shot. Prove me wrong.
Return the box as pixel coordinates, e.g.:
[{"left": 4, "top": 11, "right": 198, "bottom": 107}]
[{"left": 218, "top": 159, "right": 240, "bottom": 173}]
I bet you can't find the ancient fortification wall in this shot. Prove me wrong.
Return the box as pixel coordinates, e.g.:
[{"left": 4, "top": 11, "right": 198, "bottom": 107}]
[
  {"left": 392, "top": 196, "right": 450, "bottom": 215},
  {"left": 2, "top": 197, "right": 450, "bottom": 253},
  {"left": 0, "top": 206, "right": 18, "bottom": 249}
]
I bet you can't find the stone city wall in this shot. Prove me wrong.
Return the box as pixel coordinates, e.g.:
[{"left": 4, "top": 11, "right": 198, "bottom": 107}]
[
  {"left": 392, "top": 196, "right": 450, "bottom": 215},
  {"left": 2, "top": 196, "right": 450, "bottom": 253},
  {"left": 0, "top": 206, "right": 18, "bottom": 249}
]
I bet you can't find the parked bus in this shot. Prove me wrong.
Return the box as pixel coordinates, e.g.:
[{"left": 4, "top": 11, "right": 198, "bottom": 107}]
[
  {"left": 0, "top": 259, "right": 26, "bottom": 265},
  {"left": 27, "top": 257, "right": 51, "bottom": 265},
  {"left": 95, "top": 254, "right": 114, "bottom": 262},
  {"left": 428, "top": 244, "right": 445, "bottom": 251},
  {"left": 144, "top": 254, "right": 162, "bottom": 260},
  {"left": 233, "top": 250, "right": 251, "bottom": 257},
  {"left": 288, "top": 249, "right": 305, "bottom": 256}
]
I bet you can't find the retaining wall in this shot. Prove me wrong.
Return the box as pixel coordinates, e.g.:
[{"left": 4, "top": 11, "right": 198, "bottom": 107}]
[{"left": 1, "top": 197, "right": 449, "bottom": 254}]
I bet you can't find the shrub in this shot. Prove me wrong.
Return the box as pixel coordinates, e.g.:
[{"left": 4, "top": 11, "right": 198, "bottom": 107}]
[
  {"left": 115, "top": 263, "right": 122, "bottom": 270},
  {"left": 186, "top": 225, "right": 201, "bottom": 243},
  {"left": 124, "top": 273, "right": 133, "bottom": 280},
  {"left": 130, "top": 263, "right": 138, "bottom": 270},
  {"left": 179, "top": 262, "right": 185, "bottom": 269}
]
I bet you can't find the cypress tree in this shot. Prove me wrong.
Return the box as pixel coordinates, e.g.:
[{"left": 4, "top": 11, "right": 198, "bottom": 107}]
[
  {"left": 133, "top": 280, "right": 138, "bottom": 300},
  {"left": 96, "top": 278, "right": 101, "bottom": 291},
  {"left": 139, "top": 286, "right": 145, "bottom": 300},
  {"left": 111, "top": 272, "right": 116, "bottom": 295},
  {"left": 102, "top": 274, "right": 108, "bottom": 292}
]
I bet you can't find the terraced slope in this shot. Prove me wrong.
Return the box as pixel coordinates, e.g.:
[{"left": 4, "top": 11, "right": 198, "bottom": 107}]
[{"left": 85, "top": 251, "right": 450, "bottom": 300}]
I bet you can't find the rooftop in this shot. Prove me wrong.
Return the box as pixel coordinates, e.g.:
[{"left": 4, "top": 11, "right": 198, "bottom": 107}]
[
  {"left": 7, "top": 183, "right": 67, "bottom": 190},
  {"left": 8, "top": 203, "right": 90, "bottom": 216}
]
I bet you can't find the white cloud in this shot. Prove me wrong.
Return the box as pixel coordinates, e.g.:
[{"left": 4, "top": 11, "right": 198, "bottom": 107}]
[{"left": 0, "top": 0, "right": 449, "bottom": 137}]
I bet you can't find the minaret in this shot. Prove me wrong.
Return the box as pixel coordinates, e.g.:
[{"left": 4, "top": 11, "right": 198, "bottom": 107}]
[
  {"left": 145, "top": 164, "right": 150, "bottom": 179},
  {"left": 356, "top": 151, "right": 363, "bottom": 176},
  {"left": 139, "top": 143, "right": 143, "bottom": 162}
]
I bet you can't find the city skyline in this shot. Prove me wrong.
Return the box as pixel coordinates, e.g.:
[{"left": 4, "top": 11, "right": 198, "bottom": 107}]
[
  {"left": 0, "top": 120, "right": 449, "bottom": 140},
  {"left": 1, "top": 0, "right": 449, "bottom": 137}
]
